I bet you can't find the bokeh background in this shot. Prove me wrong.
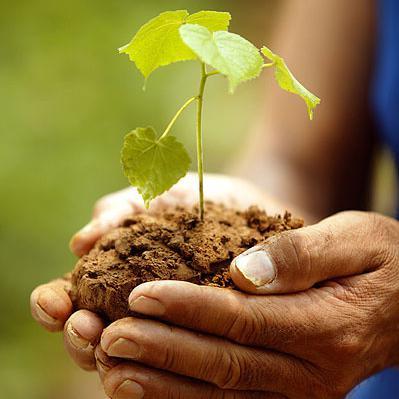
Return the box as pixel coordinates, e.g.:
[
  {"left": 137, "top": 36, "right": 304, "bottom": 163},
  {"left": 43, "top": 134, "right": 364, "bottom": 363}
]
[
  {"left": 0, "top": 1, "right": 396, "bottom": 398},
  {"left": 0, "top": 1, "right": 279, "bottom": 398}
]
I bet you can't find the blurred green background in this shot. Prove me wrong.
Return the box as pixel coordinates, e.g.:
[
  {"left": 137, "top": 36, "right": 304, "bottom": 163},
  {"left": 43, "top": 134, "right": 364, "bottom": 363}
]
[
  {"left": 0, "top": 1, "right": 278, "bottom": 398},
  {"left": 0, "top": 1, "right": 396, "bottom": 398}
]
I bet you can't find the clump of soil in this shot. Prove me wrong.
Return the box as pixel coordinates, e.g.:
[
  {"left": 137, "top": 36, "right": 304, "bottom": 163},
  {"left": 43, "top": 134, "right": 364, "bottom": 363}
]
[{"left": 71, "top": 202, "right": 303, "bottom": 321}]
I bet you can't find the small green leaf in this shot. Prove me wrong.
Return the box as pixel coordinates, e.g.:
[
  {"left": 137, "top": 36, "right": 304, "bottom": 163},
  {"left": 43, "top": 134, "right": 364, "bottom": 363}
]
[
  {"left": 180, "top": 24, "right": 263, "bottom": 93},
  {"left": 121, "top": 127, "right": 191, "bottom": 207},
  {"left": 186, "top": 10, "right": 231, "bottom": 31},
  {"left": 119, "top": 10, "right": 231, "bottom": 79},
  {"left": 261, "top": 46, "right": 320, "bottom": 120}
]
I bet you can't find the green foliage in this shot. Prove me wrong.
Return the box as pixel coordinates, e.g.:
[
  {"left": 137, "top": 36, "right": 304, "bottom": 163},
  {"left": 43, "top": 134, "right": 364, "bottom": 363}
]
[
  {"left": 119, "top": 10, "right": 231, "bottom": 79},
  {"left": 261, "top": 46, "right": 321, "bottom": 120},
  {"left": 180, "top": 24, "right": 264, "bottom": 93},
  {"left": 119, "top": 10, "right": 320, "bottom": 211},
  {"left": 121, "top": 127, "right": 191, "bottom": 207}
]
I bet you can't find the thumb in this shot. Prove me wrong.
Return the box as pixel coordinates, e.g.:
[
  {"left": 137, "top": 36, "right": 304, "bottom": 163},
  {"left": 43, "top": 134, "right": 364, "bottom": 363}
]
[
  {"left": 230, "top": 211, "right": 385, "bottom": 294},
  {"left": 69, "top": 189, "right": 141, "bottom": 257}
]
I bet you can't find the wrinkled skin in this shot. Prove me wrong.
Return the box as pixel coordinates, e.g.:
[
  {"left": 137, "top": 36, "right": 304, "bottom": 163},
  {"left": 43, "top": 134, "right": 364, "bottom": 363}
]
[{"left": 31, "top": 174, "right": 399, "bottom": 399}]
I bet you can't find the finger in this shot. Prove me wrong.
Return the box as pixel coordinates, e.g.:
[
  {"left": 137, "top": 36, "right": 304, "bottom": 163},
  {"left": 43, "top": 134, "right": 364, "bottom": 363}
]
[
  {"left": 69, "top": 187, "right": 147, "bottom": 257},
  {"left": 63, "top": 309, "right": 105, "bottom": 371},
  {"left": 128, "top": 281, "right": 309, "bottom": 349},
  {"left": 95, "top": 346, "right": 120, "bottom": 381},
  {"left": 128, "top": 281, "right": 350, "bottom": 359},
  {"left": 69, "top": 178, "right": 194, "bottom": 258},
  {"left": 129, "top": 281, "right": 250, "bottom": 338},
  {"left": 30, "top": 278, "right": 73, "bottom": 332},
  {"left": 104, "top": 361, "right": 285, "bottom": 399},
  {"left": 91, "top": 187, "right": 149, "bottom": 218},
  {"left": 230, "top": 211, "right": 386, "bottom": 294},
  {"left": 101, "top": 317, "right": 310, "bottom": 394}
]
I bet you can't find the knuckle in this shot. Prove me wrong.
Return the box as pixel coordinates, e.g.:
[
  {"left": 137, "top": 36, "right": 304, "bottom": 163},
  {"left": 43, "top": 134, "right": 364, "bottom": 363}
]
[
  {"left": 316, "top": 386, "right": 347, "bottom": 399},
  {"left": 270, "top": 229, "right": 316, "bottom": 287},
  {"left": 368, "top": 213, "right": 399, "bottom": 268},
  {"left": 330, "top": 330, "right": 369, "bottom": 374},
  {"left": 336, "top": 211, "right": 399, "bottom": 271},
  {"left": 335, "top": 333, "right": 363, "bottom": 360},
  {"left": 306, "top": 373, "right": 350, "bottom": 399},
  {"left": 227, "top": 299, "right": 262, "bottom": 344},
  {"left": 288, "top": 232, "right": 311, "bottom": 269},
  {"left": 211, "top": 348, "right": 266, "bottom": 392},
  {"left": 299, "top": 359, "right": 354, "bottom": 399},
  {"left": 159, "top": 340, "right": 176, "bottom": 370},
  {"left": 322, "top": 377, "right": 353, "bottom": 399},
  {"left": 304, "top": 350, "right": 357, "bottom": 399},
  {"left": 213, "top": 349, "right": 246, "bottom": 390},
  {"left": 228, "top": 298, "right": 296, "bottom": 348}
]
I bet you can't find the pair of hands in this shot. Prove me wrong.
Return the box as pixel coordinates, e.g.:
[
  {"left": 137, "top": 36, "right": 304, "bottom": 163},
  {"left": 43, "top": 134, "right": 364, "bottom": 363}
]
[{"left": 31, "top": 174, "right": 399, "bottom": 399}]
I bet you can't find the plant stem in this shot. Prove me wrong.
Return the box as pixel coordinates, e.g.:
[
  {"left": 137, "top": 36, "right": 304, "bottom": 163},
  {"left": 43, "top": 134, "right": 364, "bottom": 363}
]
[
  {"left": 262, "top": 62, "right": 275, "bottom": 68},
  {"left": 196, "top": 63, "right": 207, "bottom": 221},
  {"left": 160, "top": 63, "right": 215, "bottom": 221},
  {"left": 206, "top": 70, "right": 220, "bottom": 77},
  {"left": 160, "top": 95, "right": 198, "bottom": 140}
]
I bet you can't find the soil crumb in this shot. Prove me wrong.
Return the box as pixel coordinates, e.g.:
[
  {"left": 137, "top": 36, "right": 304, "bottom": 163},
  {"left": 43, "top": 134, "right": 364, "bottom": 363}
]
[{"left": 71, "top": 202, "right": 303, "bottom": 321}]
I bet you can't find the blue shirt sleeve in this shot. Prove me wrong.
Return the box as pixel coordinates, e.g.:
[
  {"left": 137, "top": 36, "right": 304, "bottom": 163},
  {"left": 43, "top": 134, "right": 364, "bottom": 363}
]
[
  {"left": 350, "top": 0, "right": 399, "bottom": 396},
  {"left": 372, "top": 0, "right": 399, "bottom": 166}
]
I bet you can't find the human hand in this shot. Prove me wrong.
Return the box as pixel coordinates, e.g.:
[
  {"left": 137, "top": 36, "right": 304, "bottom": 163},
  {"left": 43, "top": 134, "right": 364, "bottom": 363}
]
[
  {"left": 100, "top": 211, "right": 399, "bottom": 398},
  {"left": 30, "top": 173, "right": 284, "bottom": 372}
]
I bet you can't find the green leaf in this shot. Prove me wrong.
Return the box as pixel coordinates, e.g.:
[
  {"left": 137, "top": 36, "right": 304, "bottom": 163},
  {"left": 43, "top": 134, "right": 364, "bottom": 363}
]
[
  {"left": 121, "top": 127, "right": 191, "bottom": 207},
  {"left": 180, "top": 24, "right": 263, "bottom": 93},
  {"left": 261, "top": 46, "right": 320, "bottom": 120},
  {"left": 186, "top": 10, "right": 231, "bottom": 31},
  {"left": 119, "top": 10, "right": 231, "bottom": 79}
]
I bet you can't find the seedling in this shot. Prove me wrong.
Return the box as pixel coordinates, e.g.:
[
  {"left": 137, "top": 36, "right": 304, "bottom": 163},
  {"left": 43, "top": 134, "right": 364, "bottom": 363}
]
[{"left": 119, "top": 10, "right": 320, "bottom": 220}]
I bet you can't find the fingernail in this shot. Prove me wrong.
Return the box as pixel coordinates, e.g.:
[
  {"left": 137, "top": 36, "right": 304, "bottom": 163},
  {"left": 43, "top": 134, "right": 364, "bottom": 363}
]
[
  {"left": 35, "top": 302, "right": 57, "bottom": 325},
  {"left": 107, "top": 338, "right": 141, "bottom": 359},
  {"left": 69, "top": 311, "right": 101, "bottom": 340},
  {"left": 69, "top": 222, "right": 96, "bottom": 254},
  {"left": 129, "top": 295, "right": 166, "bottom": 316},
  {"left": 234, "top": 248, "right": 276, "bottom": 287},
  {"left": 66, "top": 323, "right": 92, "bottom": 350},
  {"left": 114, "top": 380, "right": 144, "bottom": 399},
  {"left": 34, "top": 289, "right": 60, "bottom": 325},
  {"left": 69, "top": 238, "right": 85, "bottom": 256}
]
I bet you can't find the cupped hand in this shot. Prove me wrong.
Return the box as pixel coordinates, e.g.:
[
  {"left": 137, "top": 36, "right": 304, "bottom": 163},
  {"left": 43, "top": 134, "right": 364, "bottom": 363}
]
[
  {"left": 100, "top": 211, "right": 399, "bottom": 399},
  {"left": 30, "top": 173, "right": 284, "bottom": 373}
]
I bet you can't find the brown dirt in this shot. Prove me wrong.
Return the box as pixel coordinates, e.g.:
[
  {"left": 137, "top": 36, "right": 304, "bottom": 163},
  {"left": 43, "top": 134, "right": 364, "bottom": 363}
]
[{"left": 71, "top": 202, "right": 303, "bottom": 321}]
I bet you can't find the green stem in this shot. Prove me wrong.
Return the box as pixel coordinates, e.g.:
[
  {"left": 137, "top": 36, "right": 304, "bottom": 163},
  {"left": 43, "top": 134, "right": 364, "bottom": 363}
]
[
  {"left": 262, "top": 62, "right": 275, "bottom": 68},
  {"left": 160, "top": 63, "right": 214, "bottom": 221},
  {"left": 196, "top": 63, "right": 207, "bottom": 221},
  {"left": 160, "top": 95, "right": 198, "bottom": 139},
  {"left": 206, "top": 70, "right": 220, "bottom": 77}
]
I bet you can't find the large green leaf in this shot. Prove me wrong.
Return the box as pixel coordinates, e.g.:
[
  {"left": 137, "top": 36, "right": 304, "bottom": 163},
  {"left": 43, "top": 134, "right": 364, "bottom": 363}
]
[
  {"left": 119, "top": 10, "right": 231, "bottom": 79},
  {"left": 261, "top": 46, "right": 320, "bottom": 120},
  {"left": 121, "top": 127, "right": 191, "bottom": 207},
  {"left": 179, "top": 24, "right": 264, "bottom": 93}
]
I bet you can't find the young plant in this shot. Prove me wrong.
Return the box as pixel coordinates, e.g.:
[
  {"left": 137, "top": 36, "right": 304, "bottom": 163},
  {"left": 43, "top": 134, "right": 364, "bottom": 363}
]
[{"left": 119, "top": 10, "right": 320, "bottom": 221}]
